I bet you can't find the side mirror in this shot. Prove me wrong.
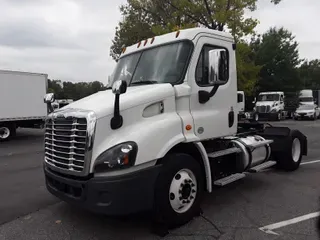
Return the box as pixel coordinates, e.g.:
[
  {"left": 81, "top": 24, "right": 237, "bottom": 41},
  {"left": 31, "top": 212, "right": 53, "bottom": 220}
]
[
  {"left": 44, "top": 93, "right": 55, "bottom": 103},
  {"left": 208, "top": 49, "right": 228, "bottom": 85},
  {"left": 252, "top": 97, "right": 257, "bottom": 104},
  {"left": 112, "top": 80, "right": 127, "bottom": 95}
]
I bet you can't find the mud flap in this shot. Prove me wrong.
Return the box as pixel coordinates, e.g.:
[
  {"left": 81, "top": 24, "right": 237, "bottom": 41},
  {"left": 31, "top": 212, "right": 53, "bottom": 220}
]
[{"left": 259, "top": 127, "right": 308, "bottom": 156}]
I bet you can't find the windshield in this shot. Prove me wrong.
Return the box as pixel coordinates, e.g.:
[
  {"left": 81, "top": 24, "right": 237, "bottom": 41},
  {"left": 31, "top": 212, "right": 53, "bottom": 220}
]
[
  {"left": 298, "top": 104, "right": 315, "bottom": 110},
  {"left": 258, "top": 94, "right": 280, "bottom": 101},
  {"left": 299, "top": 97, "right": 313, "bottom": 102},
  {"left": 111, "top": 41, "right": 192, "bottom": 86}
]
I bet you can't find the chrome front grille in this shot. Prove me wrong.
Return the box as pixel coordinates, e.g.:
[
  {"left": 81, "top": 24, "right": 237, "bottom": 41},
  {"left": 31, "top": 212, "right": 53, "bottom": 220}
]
[
  {"left": 45, "top": 117, "right": 87, "bottom": 172},
  {"left": 44, "top": 109, "right": 96, "bottom": 175},
  {"left": 256, "top": 105, "right": 271, "bottom": 113}
]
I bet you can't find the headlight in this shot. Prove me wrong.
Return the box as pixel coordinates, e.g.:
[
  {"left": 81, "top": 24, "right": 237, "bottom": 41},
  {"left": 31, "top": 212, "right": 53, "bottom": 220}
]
[
  {"left": 94, "top": 141, "right": 138, "bottom": 173},
  {"left": 270, "top": 108, "right": 277, "bottom": 113}
]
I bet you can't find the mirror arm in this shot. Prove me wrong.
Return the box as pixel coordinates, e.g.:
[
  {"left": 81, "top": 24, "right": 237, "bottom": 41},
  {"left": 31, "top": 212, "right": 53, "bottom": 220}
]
[
  {"left": 110, "top": 94, "right": 123, "bottom": 130},
  {"left": 47, "top": 103, "right": 54, "bottom": 114},
  {"left": 198, "top": 85, "right": 219, "bottom": 104}
]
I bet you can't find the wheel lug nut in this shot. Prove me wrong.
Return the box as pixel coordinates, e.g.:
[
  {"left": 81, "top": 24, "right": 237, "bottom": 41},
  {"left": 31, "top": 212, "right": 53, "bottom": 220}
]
[
  {"left": 182, "top": 200, "right": 187, "bottom": 204},
  {"left": 190, "top": 196, "right": 194, "bottom": 199},
  {"left": 192, "top": 189, "right": 196, "bottom": 193},
  {"left": 179, "top": 190, "right": 182, "bottom": 194},
  {"left": 191, "top": 183, "right": 195, "bottom": 187},
  {"left": 186, "top": 200, "right": 190, "bottom": 203},
  {"left": 184, "top": 179, "right": 188, "bottom": 183},
  {"left": 175, "top": 174, "right": 181, "bottom": 180},
  {"left": 179, "top": 197, "right": 183, "bottom": 200},
  {"left": 170, "top": 193, "right": 175, "bottom": 200}
]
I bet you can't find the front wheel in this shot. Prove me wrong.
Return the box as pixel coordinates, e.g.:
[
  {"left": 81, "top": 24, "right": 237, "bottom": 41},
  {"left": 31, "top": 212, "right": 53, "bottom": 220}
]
[
  {"left": 153, "top": 153, "right": 204, "bottom": 228},
  {"left": 276, "top": 112, "right": 282, "bottom": 121}
]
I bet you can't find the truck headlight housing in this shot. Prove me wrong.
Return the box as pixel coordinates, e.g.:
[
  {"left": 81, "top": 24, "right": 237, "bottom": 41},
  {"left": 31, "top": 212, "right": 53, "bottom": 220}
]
[
  {"left": 94, "top": 141, "right": 138, "bottom": 173},
  {"left": 270, "top": 108, "right": 277, "bottom": 113}
]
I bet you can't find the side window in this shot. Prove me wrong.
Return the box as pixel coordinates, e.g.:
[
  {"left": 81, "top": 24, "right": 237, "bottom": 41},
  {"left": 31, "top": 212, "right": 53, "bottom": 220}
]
[
  {"left": 237, "top": 93, "right": 244, "bottom": 103},
  {"left": 195, "top": 45, "right": 229, "bottom": 86}
]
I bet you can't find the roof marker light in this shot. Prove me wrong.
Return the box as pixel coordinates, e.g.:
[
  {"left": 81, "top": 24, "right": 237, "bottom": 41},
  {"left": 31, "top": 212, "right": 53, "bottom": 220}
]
[
  {"left": 144, "top": 39, "right": 148, "bottom": 46},
  {"left": 137, "top": 42, "right": 141, "bottom": 48},
  {"left": 151, "top": 37, "right": 155, "bottom": 44},
  {"left": 122, "top": 47, "right": 126, "bottom": 53},
  {"left": 176, "top": 31, "right": 180, "bottom": 38}
]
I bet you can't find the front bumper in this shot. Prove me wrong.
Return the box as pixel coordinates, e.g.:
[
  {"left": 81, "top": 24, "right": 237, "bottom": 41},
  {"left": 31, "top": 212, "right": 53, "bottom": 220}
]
[
  {"left": 294, "top": 114, "right": 314, "bottom": 119},
  {"left": 256, "top": 112, "right": 278, "bottom": 120},
  {"left": 44, "top": 165, "right": 161, "bottom": 215}
]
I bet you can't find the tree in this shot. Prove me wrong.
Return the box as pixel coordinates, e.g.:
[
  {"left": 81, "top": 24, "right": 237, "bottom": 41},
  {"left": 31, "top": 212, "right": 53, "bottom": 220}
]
[
  {"left": 299, "top": 60, "right": 320, "bottom": 89},
  {"left": 253, "top": 27, "right": 302, "bottom": 93},
  {"left": 48, "top": 79, "right": 106, "bottom": 101},
  {"left": 236, "top": 41, "right": 261, "bottom": 96},
  {"left": 110, "top": 0, "right": 282, "bottom": 60}
]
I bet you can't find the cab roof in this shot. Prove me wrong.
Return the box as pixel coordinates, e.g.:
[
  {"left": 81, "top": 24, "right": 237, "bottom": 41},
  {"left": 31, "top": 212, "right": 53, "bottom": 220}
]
[{"left": 120, "top": 27, "right": 234, "bottom": 58}]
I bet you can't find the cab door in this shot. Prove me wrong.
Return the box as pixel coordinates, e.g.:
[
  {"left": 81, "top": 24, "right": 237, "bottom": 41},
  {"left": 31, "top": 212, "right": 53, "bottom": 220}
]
[{"left": 188, "top": 36, "right": 237, "bottom": 140}]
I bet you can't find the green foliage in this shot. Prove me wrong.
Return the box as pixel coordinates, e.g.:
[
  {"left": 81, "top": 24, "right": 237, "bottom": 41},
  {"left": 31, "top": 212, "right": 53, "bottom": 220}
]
[
  {"left": 299, "top": 60, "right": 320, "bottom": 89},
  {"left": 48, "top": 79, "right": 106, "bottom": 100},
  {"left": 110, "top": 0, "right": 281, "bottom": 60},
  {"left": 236, "top": 41, "right": 261, "bottom": 96},
  {"left": 253, "top": 27, "right": 302, "bottom": 93}
]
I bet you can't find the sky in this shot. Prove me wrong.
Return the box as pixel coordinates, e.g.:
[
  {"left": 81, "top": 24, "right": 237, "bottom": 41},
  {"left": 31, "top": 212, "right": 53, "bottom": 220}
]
[{"left": 0, "top": 0, "right": 319, "bottom": 85}]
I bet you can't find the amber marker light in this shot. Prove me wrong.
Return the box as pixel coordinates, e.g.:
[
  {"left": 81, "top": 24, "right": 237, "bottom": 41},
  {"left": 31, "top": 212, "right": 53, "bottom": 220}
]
[{"left": 186, "top": 125, "right": 192, "bottom": 131}]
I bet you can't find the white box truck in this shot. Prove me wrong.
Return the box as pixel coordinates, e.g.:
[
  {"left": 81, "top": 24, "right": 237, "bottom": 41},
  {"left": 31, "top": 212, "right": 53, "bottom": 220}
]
[
  {"left": 0, "top": 69, "right": 48, "bottom": 141},
  {"left": 43, "top": 28, "right": 308, "bottom": 229}
]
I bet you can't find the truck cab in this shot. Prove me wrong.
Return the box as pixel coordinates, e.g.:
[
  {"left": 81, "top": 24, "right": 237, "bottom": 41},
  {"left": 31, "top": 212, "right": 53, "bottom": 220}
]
[
  {"left": 299, "top": 89, "right": 314, "bottom": 105},
  {"left": 43, "top": 28, "right": 307, "bottom": 228},
  {"left": 254, "top": 91, "right": 284, "bottom": 120}
]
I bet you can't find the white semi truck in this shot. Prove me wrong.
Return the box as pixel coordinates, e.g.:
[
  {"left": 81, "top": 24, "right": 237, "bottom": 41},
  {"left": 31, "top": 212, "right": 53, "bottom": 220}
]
[
  {"left": 0, "top": 70, "right": 48, "bottom": 141},
  {"left": 43, "top": 28, "right": 308, "bottom": 228}
]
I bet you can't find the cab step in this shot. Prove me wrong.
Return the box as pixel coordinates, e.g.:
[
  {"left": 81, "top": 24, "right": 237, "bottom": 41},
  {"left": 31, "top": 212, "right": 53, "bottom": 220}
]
[
  {"left": 207, "top": 147, "right": 242, "bottom": 158},
  {"left": 214, "top": 173, "right": 246, "bottom": 186},
  {"left": 248, "top": 161, "right": 277, "bottom": 173}
]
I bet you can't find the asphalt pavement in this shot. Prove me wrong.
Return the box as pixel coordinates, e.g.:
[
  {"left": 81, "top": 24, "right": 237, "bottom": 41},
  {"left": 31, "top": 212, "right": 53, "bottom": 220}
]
[{"left": 0, "top": 121, "right": 320, "bottom": 240}]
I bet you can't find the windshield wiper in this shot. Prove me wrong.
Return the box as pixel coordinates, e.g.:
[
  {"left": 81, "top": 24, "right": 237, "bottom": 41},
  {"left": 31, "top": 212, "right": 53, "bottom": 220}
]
[{"left": 130, "top": 80, "right": 158, "bottom": 85}]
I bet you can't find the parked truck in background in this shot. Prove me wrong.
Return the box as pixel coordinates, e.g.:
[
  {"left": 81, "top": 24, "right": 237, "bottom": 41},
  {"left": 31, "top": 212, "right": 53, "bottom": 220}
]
[
  {"left": 299, "top": 89, "right": 314, "bottom": 105},
  {"left": 43, "top": 28, "right": 308, "bottom": 228},
  {"left": 254, "top": 91, "right": 286, "bottom": 121},
  {"left": 0, "top": 69, "right": 48, "bottom": 141}
]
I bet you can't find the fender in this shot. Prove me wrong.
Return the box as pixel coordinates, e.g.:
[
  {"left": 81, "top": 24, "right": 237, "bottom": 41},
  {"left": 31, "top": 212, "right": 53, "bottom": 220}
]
[{"left": 194, "top": 142, "right": 212, "bottom": 192}]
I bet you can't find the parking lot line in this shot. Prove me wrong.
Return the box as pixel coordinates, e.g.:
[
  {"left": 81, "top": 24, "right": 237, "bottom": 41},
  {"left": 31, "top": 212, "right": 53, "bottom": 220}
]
[
  {"left": 301, "top": 159, "right": 320, "bottom": 165},
  {"left": 259, "top": 211, "right": 320, "bottom": 235}
]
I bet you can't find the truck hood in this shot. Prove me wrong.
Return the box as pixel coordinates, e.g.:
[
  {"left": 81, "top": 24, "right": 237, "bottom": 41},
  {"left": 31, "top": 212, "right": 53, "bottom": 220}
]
[
  {"left": 61, "top": 83, "right": 175, "bottom": 119},
  {"left": 255, "top": 101, "right": 276, "bottom": 107}
]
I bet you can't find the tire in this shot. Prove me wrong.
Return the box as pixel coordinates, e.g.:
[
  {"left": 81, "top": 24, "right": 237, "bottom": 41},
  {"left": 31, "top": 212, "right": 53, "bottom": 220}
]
[
  {"left": 312, "top": 113, "right": 316, "bottom": 121},
  {"left": 274, "top": 131, "right": 303, "bottom": 171},
  {"left": 276, "top": 112, "right": 281, "bottom": 121},
  {"left": 0, "top": 126, "right": 11, "bottom": 142},
  {"left": 153, "top": 153, "right": 204, "bottom": 228}
]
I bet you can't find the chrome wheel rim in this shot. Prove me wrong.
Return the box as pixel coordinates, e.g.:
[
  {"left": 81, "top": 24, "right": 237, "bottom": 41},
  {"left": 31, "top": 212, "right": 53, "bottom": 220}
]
[
  {"left": 292, "top": 138, "right": 301, "bottom": 163},
  {"left": 169, "top": 169, "right": 197, "bottom": 214},
  {"left": 0, "top": 127, "right": 10, "bottom": 139}
]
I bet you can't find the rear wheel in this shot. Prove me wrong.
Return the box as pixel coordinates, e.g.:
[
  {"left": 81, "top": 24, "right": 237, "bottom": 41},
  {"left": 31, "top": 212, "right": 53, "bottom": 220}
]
[
  {"left": 0, "top": 126, "right": 11, "bottom": 141},
  {"left": 274, "top": 131, "right": 303, "bottom": 171},
  {"left": 153, "top": 153, "right": 204, "bottom": 228}
]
